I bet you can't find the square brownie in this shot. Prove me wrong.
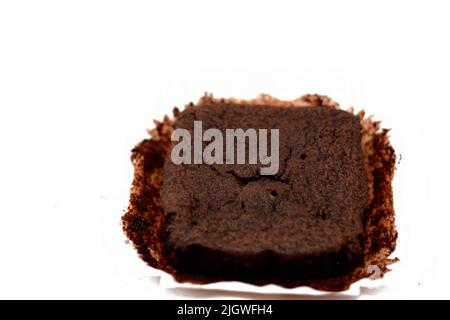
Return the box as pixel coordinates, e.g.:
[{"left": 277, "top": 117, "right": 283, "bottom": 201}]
[
  {"left": 161, "top": 104, "right": 368, "bottom": 280},
  {"left": 122, "top": 94, "right": 397, "bottom": 291}
]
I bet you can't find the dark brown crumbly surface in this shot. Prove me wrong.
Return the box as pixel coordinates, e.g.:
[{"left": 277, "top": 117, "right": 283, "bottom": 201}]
[
  {"left": 163, "top": 105, "right": 368, "bottom": 280},
  {"left": 122, "top": 94, "right": 397, "bottom": 291}
]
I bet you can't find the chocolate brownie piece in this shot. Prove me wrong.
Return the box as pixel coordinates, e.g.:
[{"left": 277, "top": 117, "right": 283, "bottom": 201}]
[
  {"left": 122, "top": 94, "right": 398, "bottom": 291},
  {"left": 162, "top": 105, "right": 368, "bottom": 280}
]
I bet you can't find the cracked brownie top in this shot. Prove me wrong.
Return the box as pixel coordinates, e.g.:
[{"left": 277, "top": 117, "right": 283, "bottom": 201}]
[{"left": 162, "top": 103, "right": 368, "bottom": 256}]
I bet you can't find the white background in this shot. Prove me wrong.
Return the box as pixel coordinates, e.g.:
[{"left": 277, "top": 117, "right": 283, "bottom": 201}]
[{"left": 0, "top": 0, "right": 449, "bottom": 299}]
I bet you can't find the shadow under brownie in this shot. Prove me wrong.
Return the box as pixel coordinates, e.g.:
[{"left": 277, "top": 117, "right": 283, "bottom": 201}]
[{"left": 122, "top": 94, "right": 397, "bottom": 291}]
